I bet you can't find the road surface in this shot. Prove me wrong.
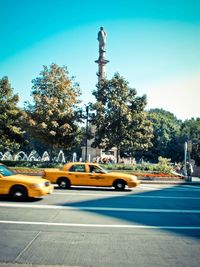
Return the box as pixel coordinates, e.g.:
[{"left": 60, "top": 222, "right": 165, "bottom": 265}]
[{"left": 0, "top": 184, "right": 200, "bottom": 267}]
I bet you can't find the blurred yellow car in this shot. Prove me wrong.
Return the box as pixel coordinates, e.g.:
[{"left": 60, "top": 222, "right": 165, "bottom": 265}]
[
  {"left": 0, "top": 164, "right": 54, "bottom": 199},
  {"left": 43, "top": 162, "right": 140, "bottom": 190}
]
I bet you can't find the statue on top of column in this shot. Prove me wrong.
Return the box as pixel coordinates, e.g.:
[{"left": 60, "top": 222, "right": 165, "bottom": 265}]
[{"left": 97, "top": 27, "right": 106, "bottom": 52}]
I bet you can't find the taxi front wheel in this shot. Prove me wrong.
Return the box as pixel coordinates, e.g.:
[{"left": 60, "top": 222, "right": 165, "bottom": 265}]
[
  {"left": 10, "top": 185, "right": 28, "bottom": 200},
  {"left": 114, "top": 179, "right": 126, "bottom": 190},
  {"left": 57, "top": 177, "right": 71, "bottom": 189}
]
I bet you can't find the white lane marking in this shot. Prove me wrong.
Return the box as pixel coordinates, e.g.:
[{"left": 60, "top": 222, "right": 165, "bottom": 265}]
[
  {"left": 53, "top": 192, "right": 121, "bottom": 197},
  {"left": 0, "top": 220, "right": 200, "bottom": 229},
  {"left": 180, "top": 185, "right": 200, "bottom": 190},
  {"left": 52, "top": 192, "right": 200, "bottom": 200},
  {"left": 139, "top": 185, "right": 200, "bottom": 192},
  {"left": 138, "top": 185, "right": 190, "bottom": 191},
  {"left": 0, "top": 203, "right": 200, "bottom": 213},
  {"left": 137, "top": 185, "right": 163, "bottom": 190}
]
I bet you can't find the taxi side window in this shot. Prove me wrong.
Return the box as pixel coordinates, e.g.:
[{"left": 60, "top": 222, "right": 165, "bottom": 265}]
[
  {"left": 69, "top": 164, "right": 86, "bottom": 172},
  {"left": 89, "top": 165, "right": 102, "bottom": 173}
]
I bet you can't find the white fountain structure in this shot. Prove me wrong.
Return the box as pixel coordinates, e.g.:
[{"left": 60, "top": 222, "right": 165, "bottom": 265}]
[
  {"left": 15, "top": 151, "right": 28, "bottom": 161},
  {"left": 41, "top": 151, "right": 50, "bottom": 161},
  {"left": 1, "top": 151, "right": 13, "bottom": 160},
  {"left": 56, "top": 150, "right": 66, "bottom": 163},
  {"left": 0, "top": 150, "right": 69, "bottom": 163},
  {"left": 0, "top": 152, "right": 4, "bottom": 160}
]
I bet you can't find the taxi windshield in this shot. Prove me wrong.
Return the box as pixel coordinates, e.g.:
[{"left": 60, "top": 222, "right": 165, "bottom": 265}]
[
  {"left": 100, "top": 166, "right": 108, "bottom": 173},
  {"left": 0, "top": 165, "right": 15, "bottom": 176}
]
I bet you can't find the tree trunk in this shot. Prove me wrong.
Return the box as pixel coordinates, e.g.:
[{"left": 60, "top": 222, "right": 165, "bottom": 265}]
[{"left": 117, "top": 146, "right": 120, "bottom": 163}]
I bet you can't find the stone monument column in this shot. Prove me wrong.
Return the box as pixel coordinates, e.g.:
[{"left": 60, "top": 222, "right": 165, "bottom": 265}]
[{"left": 95, "top": 27, "right": 109, "bottom": 84}]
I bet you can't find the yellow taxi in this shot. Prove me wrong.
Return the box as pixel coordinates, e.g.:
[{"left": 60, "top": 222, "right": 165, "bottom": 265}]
[
  {"left": 0, "top": 164, "right": 54, "bottom": 200},
  {"left": 43, "top": 162, "right": 140, "bottom": 190}
]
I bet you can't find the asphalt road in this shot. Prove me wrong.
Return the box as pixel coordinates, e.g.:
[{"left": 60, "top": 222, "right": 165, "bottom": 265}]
[{"left": 0, "top": 184, "right": 200, "bottom": 267}]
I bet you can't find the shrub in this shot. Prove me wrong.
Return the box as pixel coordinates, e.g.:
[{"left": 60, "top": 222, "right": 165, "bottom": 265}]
[
  {"left": 0, "top": 160, "right": 63, "bottom": 169},
  {"left": 156, "top": 157, "right": 173, "bottom": 173}
]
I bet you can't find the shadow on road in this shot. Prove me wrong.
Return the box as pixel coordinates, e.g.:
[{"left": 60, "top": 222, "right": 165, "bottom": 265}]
[
  {"left": 55, "top": 186, "right": 132, "bottom": 192},
  {"left": 0, "top": 195, "right": 43, "bottom": 202},
  {"left": 56, "top": 184, "right": 200, "bottom": 239}
]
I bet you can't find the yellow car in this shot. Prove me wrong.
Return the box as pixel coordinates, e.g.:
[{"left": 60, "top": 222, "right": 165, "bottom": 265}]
[
  {"left": 0, "top": 164, "right": 54, "bottom": 199},
  {"left": 43, "top": 162, "right": 140, "bottom": 190}
]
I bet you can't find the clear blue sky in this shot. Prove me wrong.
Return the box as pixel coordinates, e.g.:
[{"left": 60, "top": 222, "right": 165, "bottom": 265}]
[{"left": 1, "top": 0, "right": 200, "bottom": 120}]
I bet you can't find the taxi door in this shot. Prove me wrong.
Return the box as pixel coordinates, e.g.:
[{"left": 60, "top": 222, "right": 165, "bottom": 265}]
[
  {"left": 0, "top": 175, "right": 4, "bottom": 194},
  {"left": 87, "top": 164, "right": 107, "bottom": 186},
  {"left": 67, "top": 164, "right": 90, "bottom": 186},
  {"left": 0, "top": 172, "right": 8, "bottom": 194}
]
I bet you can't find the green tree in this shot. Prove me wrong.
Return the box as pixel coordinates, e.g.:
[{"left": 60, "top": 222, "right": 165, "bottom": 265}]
[
  {"left": 24, "top": 63, "right": 83, "bottom": 158},
  {"left": 92, "top": 73, "right": 153, "bottom": 161},
  {"left": 0, "top": 76, "right": 25, "bottom": 152},
  {"left": 144, "top": 108, "right": 182, "bottom": 162},
  {"left": 180, "top": 118, "right": 200, "bottom": 165}
]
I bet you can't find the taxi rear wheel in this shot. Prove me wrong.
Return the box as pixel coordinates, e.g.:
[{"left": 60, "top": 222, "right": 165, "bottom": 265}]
[
  {"left": 10, "top": 185, "right": 28, "bottom": 200},
  {"left": 114, "top": 179, "right": 126, "bottom": 190},
  {"left": 57, "top": 177, "right": 71, "bottom": 189}
]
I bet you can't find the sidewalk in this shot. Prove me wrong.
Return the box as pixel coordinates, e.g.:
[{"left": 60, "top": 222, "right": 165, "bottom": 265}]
[{"left": 140, "top": 176, "right": 200, "bottom": 185}]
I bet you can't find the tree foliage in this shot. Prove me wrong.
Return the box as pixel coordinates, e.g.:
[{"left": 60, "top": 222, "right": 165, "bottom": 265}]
[
  {"left": 24, "top": 63, "right": 83, "bottom": 155},
  {"left": 0, "top": 76, "right": 25, "bottom": 152},
  {"left": 180, "top": 118, "right": 200, "bottom": 165},
  {"left": 144, "top": 108, "right": 182, "bottom": 162},
  {"left": 92, "top": 73, "right": 153, "bottom": 160}
]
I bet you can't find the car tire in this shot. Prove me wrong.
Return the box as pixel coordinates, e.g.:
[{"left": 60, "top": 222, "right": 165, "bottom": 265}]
[
  {"left": 10, "top": 185, "right": 28, "bottom": 200},
  {"left": 57, "top": 177, "right": 71, "bottom": 189},
  {"left": 114, "top": 179, "right": 126, "bottom": 191}
]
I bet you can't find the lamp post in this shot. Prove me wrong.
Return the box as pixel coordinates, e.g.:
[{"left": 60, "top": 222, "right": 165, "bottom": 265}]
[
  {"left": 184, "top": 141, "right": 187, "bottom": 176},
  {"left": 85, "top": 106, "right": 89, "bottom": 162}
]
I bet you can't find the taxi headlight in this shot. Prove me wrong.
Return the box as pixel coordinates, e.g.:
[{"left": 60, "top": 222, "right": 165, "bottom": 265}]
[
  {"left": 131, "top": 176, "right": 137, "bottom": 182},
  {"left": 30, "top": 182, "right": 44, "bottom": 189}
]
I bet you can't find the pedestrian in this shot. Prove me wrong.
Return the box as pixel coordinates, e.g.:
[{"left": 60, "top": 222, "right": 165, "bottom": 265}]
[{"left": 186, "top": 162, "right": 193, "bottom": 182}]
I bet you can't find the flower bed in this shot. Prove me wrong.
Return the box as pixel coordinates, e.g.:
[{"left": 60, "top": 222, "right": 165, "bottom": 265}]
[
  {"left": 132, "top": 172, "right": 184, "bottom": 180},
  {"left": 133, "top": 172, "right": 181, "bottom": 178},
  {"left": 12, "top": 168, "right": 43, "bottom": 175}
]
